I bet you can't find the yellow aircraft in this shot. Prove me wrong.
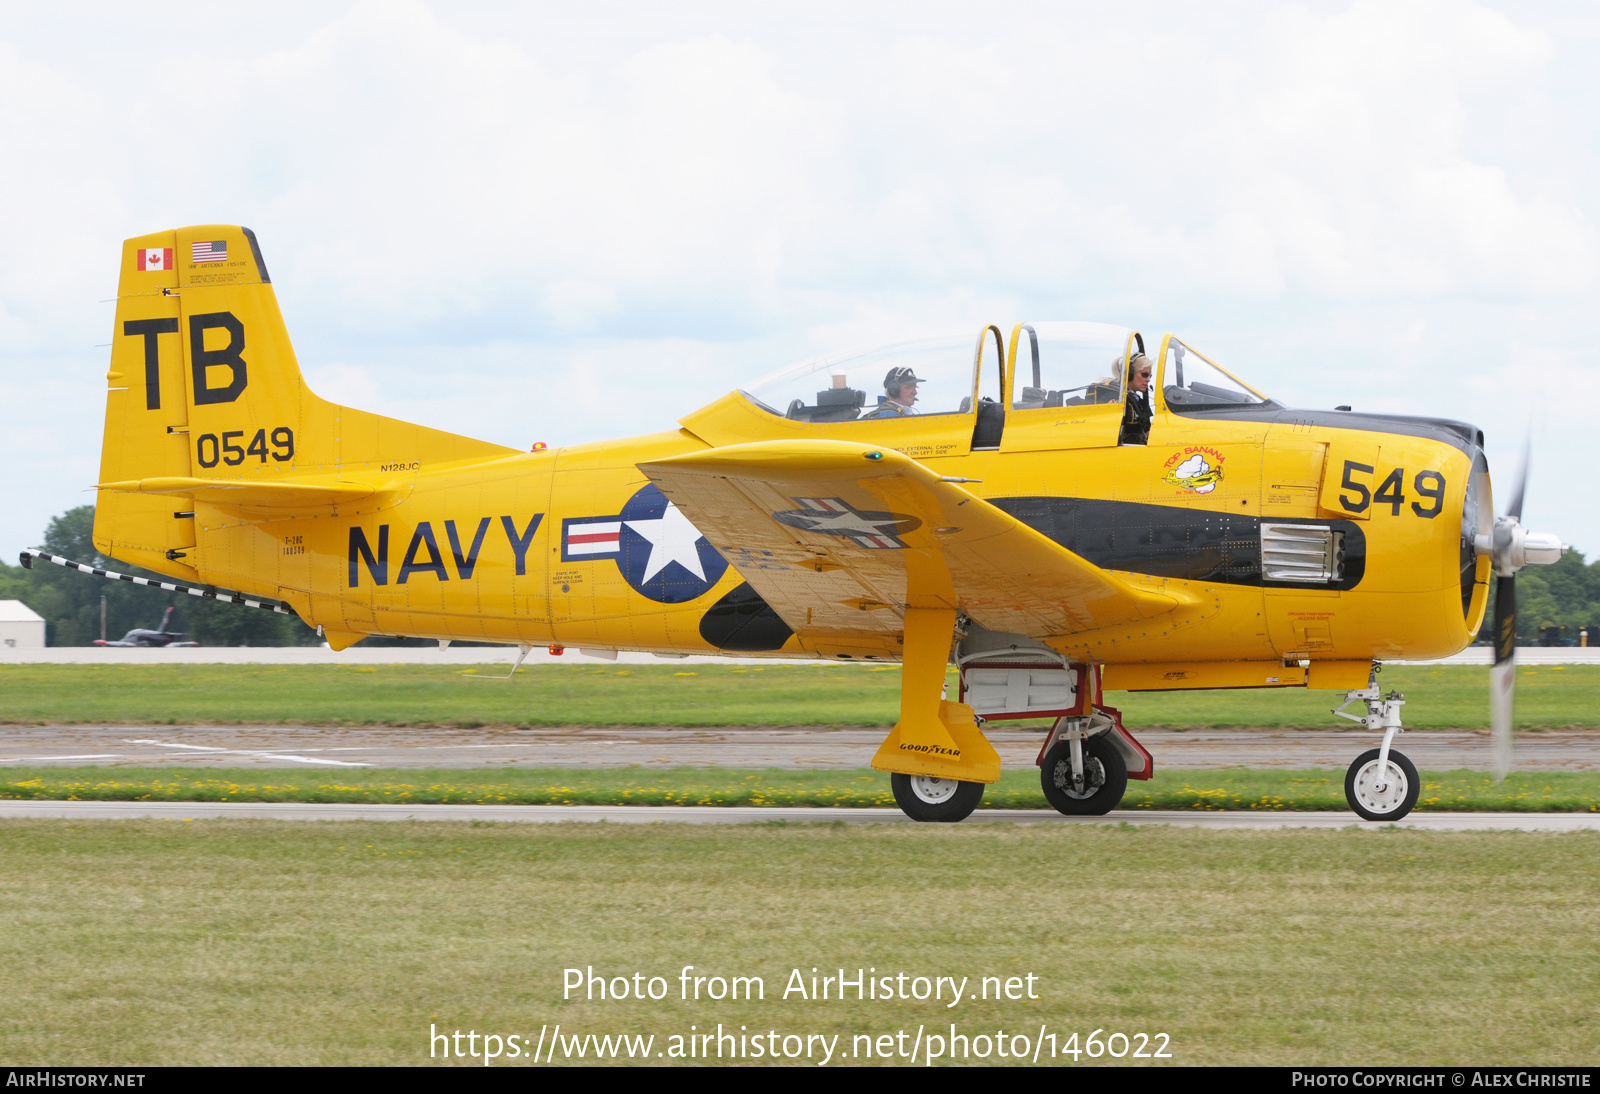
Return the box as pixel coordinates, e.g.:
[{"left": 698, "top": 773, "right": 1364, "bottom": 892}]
[{"left": 39, "top": 224, "right": 1571, "bottom": 823}]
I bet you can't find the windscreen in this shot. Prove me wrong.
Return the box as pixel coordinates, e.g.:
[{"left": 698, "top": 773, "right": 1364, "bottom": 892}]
[{"left": 1161, "top": 339, "right": 1269, "bottom": 411}]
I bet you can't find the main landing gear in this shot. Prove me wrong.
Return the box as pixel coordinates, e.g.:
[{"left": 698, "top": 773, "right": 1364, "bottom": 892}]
[
  {"left": 1038, "top": 713, "right": 1130, "bottom": 816},
  {"left": 890, "top": 773, "right": 987, "bottom": 822},
  {"left": 1333, "top": 670, "right": 1420, "bottom": 822}
]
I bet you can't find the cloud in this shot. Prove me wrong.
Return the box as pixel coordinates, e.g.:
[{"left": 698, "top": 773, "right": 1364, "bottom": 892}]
[{"left": 1, "top": 0, "right": 1599, "bottom": 555}]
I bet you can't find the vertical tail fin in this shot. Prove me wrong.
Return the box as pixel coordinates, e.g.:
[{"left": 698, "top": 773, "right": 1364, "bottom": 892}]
[{"left": 95, "top": 225, "right": 517, "bottom": 579}]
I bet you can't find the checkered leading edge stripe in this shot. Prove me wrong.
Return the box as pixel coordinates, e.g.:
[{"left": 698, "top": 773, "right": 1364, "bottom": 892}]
[{"left": 18, "top": 550, "right": 296, "bottom": 616}]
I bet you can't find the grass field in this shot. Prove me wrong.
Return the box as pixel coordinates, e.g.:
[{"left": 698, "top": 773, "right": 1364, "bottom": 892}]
[
  {"left": 0, "top": 820, "right": 1595, "bottom": 1066},
  {"left": 4, "top": 764, "right": 1599, "bottom": 812},
  {"left": 2, "top": 663, "right": 1598, "bottom": 729}
]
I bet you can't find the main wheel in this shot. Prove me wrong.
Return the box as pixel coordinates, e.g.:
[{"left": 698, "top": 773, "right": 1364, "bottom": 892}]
[
  {"left": 1041, "top": 734, "right": 1128, "bottom": 816},
  {"left": 890, "top": 773, "right": 985, "bottom": 822},
  {"left": 1345, "top": 748, "right": 1420, "bottom": 822}
]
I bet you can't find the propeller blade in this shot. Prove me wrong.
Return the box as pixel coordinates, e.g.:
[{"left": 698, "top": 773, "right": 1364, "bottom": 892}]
[
  {"left": 1490, "top": 574, "right": 1517, "bottom": 780},
  {"left": 1505, "top": 437, "right": 1530, "bottom": 522}
]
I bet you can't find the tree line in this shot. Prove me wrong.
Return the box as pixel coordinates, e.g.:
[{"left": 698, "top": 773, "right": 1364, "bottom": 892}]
[{"left": 0, "top": 506, "right": 321, "bottom": 647}]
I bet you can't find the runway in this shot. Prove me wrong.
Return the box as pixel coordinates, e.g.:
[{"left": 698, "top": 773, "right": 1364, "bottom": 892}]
[
  {"left": 1, "top": 799, "right": 1595, "bottom": 829},
  {"left": 2, "top": 724, "right": 1596, "bottom": 770},
  {"left": 7, "top": 646, "right": 1599, "bottom": 665}
]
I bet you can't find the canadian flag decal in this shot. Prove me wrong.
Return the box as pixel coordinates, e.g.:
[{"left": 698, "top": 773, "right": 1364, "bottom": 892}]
[{"left": 137, "top": 248, "right": 173, "bottom": 271}]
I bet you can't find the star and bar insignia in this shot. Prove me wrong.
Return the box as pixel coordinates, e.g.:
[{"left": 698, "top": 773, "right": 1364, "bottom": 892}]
[{"left": 770, "top": 497, "right": 921, "bottom": 549}]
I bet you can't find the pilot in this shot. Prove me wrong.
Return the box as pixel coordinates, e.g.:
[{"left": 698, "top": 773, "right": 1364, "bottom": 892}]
[
  {"left": 864, "top": 366, "right": 923, "bottom": 418},
  {"left": 1120, "top": 353, "right": 1153, "bottom": 445}
]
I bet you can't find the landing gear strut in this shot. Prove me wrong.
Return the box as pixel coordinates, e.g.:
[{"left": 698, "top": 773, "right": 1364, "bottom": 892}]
[{"left": 1334, "top": 672, "right": 1420, "bottom": 822}]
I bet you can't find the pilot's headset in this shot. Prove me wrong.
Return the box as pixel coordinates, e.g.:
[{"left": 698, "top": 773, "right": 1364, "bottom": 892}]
[
  {"left": 884, "top": 366, "right": 924, "bottom": 399},
  {"left": 1127, "top": 351, "right": 1154, "bottom": 390}
]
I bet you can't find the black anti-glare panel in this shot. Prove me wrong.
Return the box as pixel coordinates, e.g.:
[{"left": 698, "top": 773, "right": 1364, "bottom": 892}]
[{"left": 990, "top": 497, "right": 1367, "bottom": 591}]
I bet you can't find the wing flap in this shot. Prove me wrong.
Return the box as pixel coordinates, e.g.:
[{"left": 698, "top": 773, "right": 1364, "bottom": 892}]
[{"left": 639, "top": 439, "right": 1184, "bottom": 640}]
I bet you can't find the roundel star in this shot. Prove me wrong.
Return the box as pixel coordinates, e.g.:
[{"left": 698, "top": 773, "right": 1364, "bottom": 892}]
[{"left": 625, "top": 501, "right": 709, "bottom": 582}]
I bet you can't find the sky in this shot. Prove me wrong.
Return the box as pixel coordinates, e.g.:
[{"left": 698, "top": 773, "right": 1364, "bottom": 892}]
[{"left": 2, "top": 0, "right": 1596, "bottom": 562}]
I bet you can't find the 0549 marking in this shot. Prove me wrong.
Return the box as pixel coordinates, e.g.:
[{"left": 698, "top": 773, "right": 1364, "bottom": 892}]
[{"left": 197, "top": 426, "right": 294, "bottom": 468}]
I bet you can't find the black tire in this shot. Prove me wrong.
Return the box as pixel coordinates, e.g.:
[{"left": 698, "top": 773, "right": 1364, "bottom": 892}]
[
  {"left": 1041, "top": 734, "right": 1128, "bottom": 816},
  {"left": 1344, "top": 747, "right": 1420, "bottom": 822},
  {"left": 890, "top": 773, "right": 986, "bottom": 822}
]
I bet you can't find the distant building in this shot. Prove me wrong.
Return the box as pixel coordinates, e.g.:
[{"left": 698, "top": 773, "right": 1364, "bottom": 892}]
[{"left": 0, "top": 601, "right": 45, "bottom": 648}]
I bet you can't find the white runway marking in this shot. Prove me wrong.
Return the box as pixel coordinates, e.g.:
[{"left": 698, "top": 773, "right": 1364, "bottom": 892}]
[
  {"left": 122, "top": 739, "right": 372, "bottom": 767},
  {"left": 1, "top": 801, "right": 1597, "bottom": 830},
  {"left": 0, "top": 754, "right": 123, "bottom": 763},
  {"left": 4, "top": 726, "right": 1597, "bottom": 771}
]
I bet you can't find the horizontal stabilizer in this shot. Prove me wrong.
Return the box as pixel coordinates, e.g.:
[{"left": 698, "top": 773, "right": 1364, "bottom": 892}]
[
  {"left": 639, "top": 439, "right": 1186, "bottom": 641},
  {"left": 96, "top": 476, "right": 379, "bottom": 511}
]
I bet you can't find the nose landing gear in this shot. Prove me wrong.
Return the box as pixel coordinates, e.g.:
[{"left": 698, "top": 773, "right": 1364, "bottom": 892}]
[{"left": 1334, "top": 672, "right": 1420, "bottom": 822}]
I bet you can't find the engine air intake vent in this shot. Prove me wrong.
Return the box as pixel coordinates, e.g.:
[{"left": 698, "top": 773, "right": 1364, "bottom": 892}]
[{"left": 1261, "top": 523, "right": 1345, "bottom": 583}]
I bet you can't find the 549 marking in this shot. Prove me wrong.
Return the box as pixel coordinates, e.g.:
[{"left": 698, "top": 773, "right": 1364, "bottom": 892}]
[
  {"left": 197, "top": 426, "right": 294, "bottom": 468},
  {"left": 1338, "top": 460, "right": 1445, "bottom": 518}
]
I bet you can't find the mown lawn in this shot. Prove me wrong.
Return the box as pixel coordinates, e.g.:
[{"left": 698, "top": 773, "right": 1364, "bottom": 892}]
[
  {"left": 3, "top": 765, "right": 1597, "bottom": 812},
  {"left": 1, "top": 663, "right": 1597, "bottom": 729},
  {"left": 0, "top": 820, "right": 1595, "bottom": 1065}
]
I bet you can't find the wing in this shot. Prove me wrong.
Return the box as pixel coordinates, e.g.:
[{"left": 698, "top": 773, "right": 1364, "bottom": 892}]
[{"left": 639, "top": 439, "right": 1185, "bottom": 641}]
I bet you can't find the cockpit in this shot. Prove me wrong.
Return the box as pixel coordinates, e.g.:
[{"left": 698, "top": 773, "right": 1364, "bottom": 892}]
[
  {"left": 732, "top": 324, "right": 1273, "bottom": 439},
  {"left": 740, "top": 331, "right": 996, "bottom": 422},
  {"left": 1008, "top": 322, "right": 1142, "bottom": 410}
]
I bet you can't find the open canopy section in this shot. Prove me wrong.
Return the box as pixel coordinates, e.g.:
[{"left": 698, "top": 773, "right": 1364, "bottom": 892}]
[
  {"left": 741, "top": 332, "right": 983, "bottom": 423},
  {"left": 1010, "top": 322, "right": 1141, "bottom": 409},
  {"left": 1160, "top": 337, "right": 1272, "bottom": 413}
]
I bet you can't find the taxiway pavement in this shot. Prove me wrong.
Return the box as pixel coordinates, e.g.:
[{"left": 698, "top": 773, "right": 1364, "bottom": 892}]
[
  {"left": 1, "top": 725, "right": 1596, "bottom": 770},
  {"left": 0, "top": 799, "right": 1594, "bottom": 830}
]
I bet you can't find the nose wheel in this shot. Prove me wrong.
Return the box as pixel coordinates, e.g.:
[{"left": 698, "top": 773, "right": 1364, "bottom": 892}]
[
  {"left": 890, "top": 773, "right": 986, "bottom": 822},
  {"left": 1334, "top": 674, "right": 1421, "bottom": 822},
  {"left": 1344, "top": 748, "right": 1420, "bottom": 822}
]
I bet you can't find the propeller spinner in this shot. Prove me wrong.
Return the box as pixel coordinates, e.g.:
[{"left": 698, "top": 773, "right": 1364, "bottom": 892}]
[{"left": 1476, "top": 448, "right": 1567, "bottom": 779}]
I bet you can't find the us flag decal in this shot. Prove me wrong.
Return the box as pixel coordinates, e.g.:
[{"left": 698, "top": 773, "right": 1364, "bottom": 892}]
[
  {"left": 191, "top": 240, "right": 228, "bottom": 263},
  {"left": 137, "top": 248, "right": 173, "bottom": 271},
  {"left": 561, "top": 518, "right": 623, "bottom": 562}
]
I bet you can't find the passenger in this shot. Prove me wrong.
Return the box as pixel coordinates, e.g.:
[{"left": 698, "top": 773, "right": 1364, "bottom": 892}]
[
  {"left": 1120, "top": 353, "right": 1153, "bottom": 445},
  {"left": 864, "top": 366, "right": 923, "bottom": 418}
]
